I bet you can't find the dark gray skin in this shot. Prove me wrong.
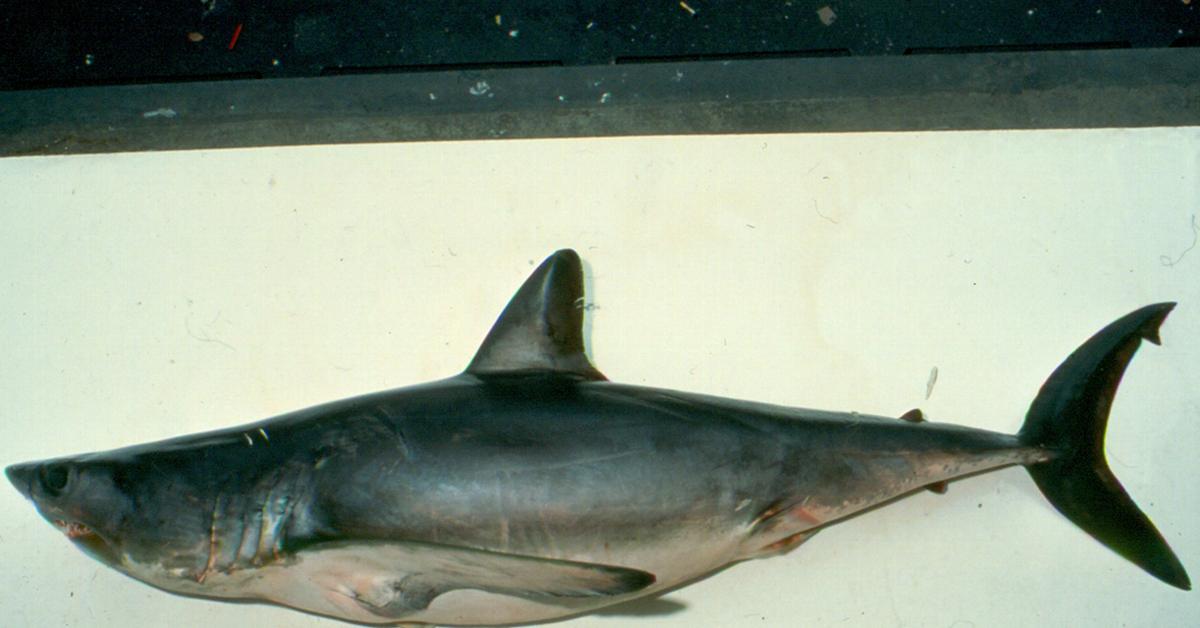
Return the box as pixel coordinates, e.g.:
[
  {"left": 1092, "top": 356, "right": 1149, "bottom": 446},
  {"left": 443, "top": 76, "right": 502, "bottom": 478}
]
[
  {"left": 6, "top": 376, "right": 1034, "bottom": 624},
  {"left": 6, "top": 250, "right": 1191, "bottom": 626}
]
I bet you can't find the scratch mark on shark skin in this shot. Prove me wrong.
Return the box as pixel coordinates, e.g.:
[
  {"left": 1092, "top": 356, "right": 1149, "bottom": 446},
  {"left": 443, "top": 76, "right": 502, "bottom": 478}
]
[{"left": 493, "top": 449, "right": 644, "bottom": 475}]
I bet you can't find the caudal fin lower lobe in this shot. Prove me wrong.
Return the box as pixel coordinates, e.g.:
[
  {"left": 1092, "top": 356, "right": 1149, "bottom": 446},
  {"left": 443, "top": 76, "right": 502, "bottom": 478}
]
[{"left": 1019, "top": 302, "right": 1189, "bottom": 590}]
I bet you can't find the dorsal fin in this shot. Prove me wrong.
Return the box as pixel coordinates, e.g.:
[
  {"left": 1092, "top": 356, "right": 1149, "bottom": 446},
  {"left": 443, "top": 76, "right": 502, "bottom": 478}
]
[{"left": 465, "top": 249, "right": 606, "bottom": 380}]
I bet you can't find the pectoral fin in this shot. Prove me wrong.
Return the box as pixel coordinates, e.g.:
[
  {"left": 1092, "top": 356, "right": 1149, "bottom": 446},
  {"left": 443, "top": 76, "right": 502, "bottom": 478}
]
[{"left": 296, "top": 540, "right": 655, "bottom": 619}]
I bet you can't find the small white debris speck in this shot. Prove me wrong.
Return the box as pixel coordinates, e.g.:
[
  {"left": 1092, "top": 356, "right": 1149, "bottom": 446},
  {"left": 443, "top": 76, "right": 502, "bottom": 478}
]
[
  {"left": 142, "top": 108, "right": 178, "bottom": 119},
  {"left": 429, "top": 93, "right": 437, "bottom": 100},
  {"left": 272, "top": 59, "right": 280, "bottom": 66},
  {"left": 508, "top": 29, "right": 519, "bottom": 38},
  {"left": 679, "top": 1, "right": 696, "bottom": 16},
  {"left": 243, "top": 433, "right": 253, "bottom": 447},
  {"left": 84, "top": 54, "right": 95, "bottom": 66},
  {"left": 586, "top": 21, "right": 595, "bottom": 30},
  {"left": 494, "top": 14, "right": 502, "bottom": 25},
  {"left": 557, "top": 95, "right": 566, "bottom": 102},
  {"left": 599, "top": 92, "right": 612, "bottom": 104},
  {"left": 469, "top": 81, "right": 491, "bottom": 96},
  {"left": 817, "top": 6, "right": 837, "bottom": 26}
]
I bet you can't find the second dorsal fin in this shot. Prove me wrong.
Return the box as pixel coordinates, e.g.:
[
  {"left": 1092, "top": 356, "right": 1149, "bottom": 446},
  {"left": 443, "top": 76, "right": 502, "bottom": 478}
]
[
  {"left": 465, "top": 249, "right": 606, "bottom": 380},
  {"left": 898, "top": 408, "right": 948, "bottom": 494}
]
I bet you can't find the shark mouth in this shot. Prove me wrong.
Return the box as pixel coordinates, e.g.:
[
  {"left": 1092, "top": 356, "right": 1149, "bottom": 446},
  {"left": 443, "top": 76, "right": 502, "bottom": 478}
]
[
  {"left": 54, "top": 519, "right": 119, "bottom": 566},
  {"left": 54, "top": 519, "right": 95, "bottom": 539}
]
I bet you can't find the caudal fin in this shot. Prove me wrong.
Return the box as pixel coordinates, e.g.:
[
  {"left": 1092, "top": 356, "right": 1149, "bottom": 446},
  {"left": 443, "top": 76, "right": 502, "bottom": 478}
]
[{"left": 1019, "top": 302, "right": 1189, "bottom": 590}]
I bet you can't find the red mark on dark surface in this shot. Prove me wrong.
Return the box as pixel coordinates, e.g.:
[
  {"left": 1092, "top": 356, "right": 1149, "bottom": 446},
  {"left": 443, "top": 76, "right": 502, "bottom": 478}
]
[
  {"left": 762, "top": 531, "right": 809, "bottom": 553},
  {"left": 228, "top": 23, "right": 243, "bottom": 50},
  {"left": 788, "top": 506, "right": 822, "bottom": 525},
  {"left": 751, "top": 501, "right": 784, "bottom": 528},
  {"left": 926, "top": 481, "right": 949, "bottom": 494},
  {"left": 54, "top": 519, "right": 96, "bottom": 539}
]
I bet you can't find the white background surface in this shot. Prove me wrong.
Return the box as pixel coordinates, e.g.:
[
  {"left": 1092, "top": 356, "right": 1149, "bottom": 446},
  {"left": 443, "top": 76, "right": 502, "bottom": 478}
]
[{"left": 1, "top": 129, "right": 1197, "bottom": 627}]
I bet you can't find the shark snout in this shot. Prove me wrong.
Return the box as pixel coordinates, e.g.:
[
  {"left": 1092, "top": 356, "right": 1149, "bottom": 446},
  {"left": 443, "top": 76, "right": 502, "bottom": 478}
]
[{"left": 5, "top": 462, "right": 36, "bottom": 500}]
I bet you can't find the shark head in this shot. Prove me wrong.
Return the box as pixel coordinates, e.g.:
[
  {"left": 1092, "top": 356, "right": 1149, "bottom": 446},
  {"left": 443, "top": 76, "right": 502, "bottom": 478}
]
[
  {"left": 7, "top": 455, "right": 137, "bottom": 569},
  {"left": 5, "top": 444, "right": 239, "bottom": 589}
]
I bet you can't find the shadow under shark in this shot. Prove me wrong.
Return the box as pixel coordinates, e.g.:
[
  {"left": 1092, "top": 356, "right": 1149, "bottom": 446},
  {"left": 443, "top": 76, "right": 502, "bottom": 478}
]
[{"left": 7, "top": 249, "right": 1190, "bottom": 625}]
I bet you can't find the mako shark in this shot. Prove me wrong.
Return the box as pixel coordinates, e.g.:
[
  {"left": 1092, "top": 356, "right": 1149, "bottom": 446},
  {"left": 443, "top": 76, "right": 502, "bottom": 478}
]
[{"left": 7, "top": 250, "right": 1190, "bottom": 625}]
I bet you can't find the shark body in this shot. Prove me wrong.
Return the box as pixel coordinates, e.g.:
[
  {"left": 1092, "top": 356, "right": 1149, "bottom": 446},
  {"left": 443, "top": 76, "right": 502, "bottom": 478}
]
[{"left": 7, "top": 250, "right": 1190, "bottom": 625}]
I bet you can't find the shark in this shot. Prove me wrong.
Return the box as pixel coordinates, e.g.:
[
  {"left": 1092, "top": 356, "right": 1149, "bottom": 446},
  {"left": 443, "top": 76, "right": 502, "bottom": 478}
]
[{"left": 6, "top": 249, "right": 1190, "bottom": 626}]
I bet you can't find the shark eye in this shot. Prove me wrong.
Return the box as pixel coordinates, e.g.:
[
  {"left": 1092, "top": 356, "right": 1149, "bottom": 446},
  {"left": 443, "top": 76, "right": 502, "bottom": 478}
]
[{"left": 40, "top": 464, "right": 71, "bottom": 495}]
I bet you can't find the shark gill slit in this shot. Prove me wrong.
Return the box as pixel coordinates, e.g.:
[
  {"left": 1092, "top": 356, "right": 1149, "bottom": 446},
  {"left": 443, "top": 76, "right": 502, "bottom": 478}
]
[
  {"left": 199, "top": 493, "right": 223, "bottom": 583},
  {"left": 275, "top": 495, "right": 295, "bottom": 560},
  {"left": 245, "top": 504, "right": 262, "bottom": 566}
]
